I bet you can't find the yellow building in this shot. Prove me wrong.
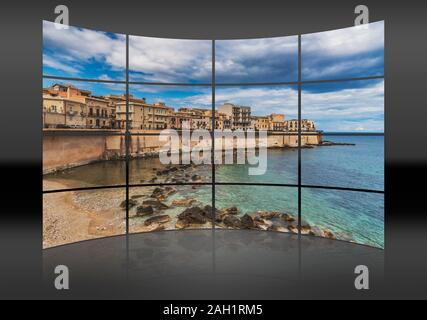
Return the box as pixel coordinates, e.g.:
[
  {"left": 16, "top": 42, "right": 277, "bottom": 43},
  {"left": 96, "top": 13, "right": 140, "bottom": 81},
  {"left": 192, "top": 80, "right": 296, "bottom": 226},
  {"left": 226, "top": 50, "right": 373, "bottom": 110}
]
[
  {"left": 252, "top": 116, "right": 270, "bottom": 130},
  {"left": 268, "top": 113, "right": 286, "bottom": 131},
  {"left": 113, "top": 95, "right": 148, "bottom": 130},
  {"left": 43, "top": 83, "right": 115, "bottom": 129},
  {"left": 145, "top": 102, "right": 174, "bottom": 130},
  {"left": 286, "top": 119, "right": 316, "bottom": 132},
  {"left": 43, "top": 96, "right": 87, "bottom": 128}
]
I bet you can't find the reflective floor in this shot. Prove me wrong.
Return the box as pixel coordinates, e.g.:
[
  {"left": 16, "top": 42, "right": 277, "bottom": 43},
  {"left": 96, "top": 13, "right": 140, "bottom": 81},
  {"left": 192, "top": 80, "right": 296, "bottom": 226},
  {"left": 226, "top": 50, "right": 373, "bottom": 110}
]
[{"left": 42, "top": 230, "right": 384, "bottom": 299}]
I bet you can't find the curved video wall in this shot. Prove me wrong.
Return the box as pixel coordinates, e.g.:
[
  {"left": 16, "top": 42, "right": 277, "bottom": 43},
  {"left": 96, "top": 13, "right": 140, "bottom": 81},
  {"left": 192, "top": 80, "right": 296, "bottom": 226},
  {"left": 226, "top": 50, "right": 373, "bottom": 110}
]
[{"left": 42, "top": 21, "right": 384, "bottom": 249}]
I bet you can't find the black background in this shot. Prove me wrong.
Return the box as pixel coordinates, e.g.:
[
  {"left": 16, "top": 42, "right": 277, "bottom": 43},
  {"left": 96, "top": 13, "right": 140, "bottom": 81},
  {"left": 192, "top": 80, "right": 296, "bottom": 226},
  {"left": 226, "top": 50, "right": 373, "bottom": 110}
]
[{"left": 0, "top": 0, "right": 426, "bottom": 300}]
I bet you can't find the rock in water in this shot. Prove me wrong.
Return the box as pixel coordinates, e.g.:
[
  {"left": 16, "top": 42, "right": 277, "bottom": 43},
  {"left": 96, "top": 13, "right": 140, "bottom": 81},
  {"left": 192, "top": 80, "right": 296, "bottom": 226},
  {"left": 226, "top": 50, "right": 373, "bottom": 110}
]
[
  {"left": 144, "top": 215, "right": 171, "bottom": 226},
  {"left": 202, "top": 205, "right": 217, "bottom": 220},
  {"left": 240, "top": 214, "right": 255, "bottom": 229},
  {"left": 172, "top": 198, "right": 195, "bottom": 206},
  {"left": 136, "top": 205, "right": 154, "bottom": 217},
  {"left": 223, "top": 206, "right": 239, "bottom": 215},
  {"left": 120, "top": 199, "right": 138, "bottom": 209},
  {"left": 309, "top": 226, "right": 324, "bottom": 237},
  {"left": 142, "top": 199, "right": 168, "bottom": 210},
  {"left": 323, "top": 229, "right": 336, "bottom": 240},
  {"left": 223, "top": 215, "right": 242, "bottom": 229},
  {"left": 176, "top": 207, "right": 207, "bottom": 229}
]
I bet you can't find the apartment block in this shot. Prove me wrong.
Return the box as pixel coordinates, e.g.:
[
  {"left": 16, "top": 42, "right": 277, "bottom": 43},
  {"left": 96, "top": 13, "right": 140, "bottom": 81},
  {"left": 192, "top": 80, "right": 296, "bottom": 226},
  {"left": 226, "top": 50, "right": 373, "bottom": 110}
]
[{"left": 218, "top": 103, "right": 252, "bottom": 130}]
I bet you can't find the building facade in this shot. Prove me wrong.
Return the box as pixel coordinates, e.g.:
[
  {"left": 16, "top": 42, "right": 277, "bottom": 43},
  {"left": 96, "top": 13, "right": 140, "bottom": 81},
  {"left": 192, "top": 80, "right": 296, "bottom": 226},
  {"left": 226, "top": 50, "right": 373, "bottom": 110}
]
[{"left": 218, "top": 103, "right": 252, "bottom": 130}]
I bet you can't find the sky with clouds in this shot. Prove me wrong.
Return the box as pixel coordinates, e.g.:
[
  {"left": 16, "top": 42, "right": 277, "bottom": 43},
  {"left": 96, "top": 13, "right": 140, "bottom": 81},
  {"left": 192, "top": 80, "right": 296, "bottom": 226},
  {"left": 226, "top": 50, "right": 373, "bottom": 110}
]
[
  {"left": 302, "top": 21, "right": 384, "bottom": 80},
  {"left": 43, "top": 21, "right": 126, "bottom": 80},
  {"left": 43, "top": 20, "right": 384, "bottom": 132}
]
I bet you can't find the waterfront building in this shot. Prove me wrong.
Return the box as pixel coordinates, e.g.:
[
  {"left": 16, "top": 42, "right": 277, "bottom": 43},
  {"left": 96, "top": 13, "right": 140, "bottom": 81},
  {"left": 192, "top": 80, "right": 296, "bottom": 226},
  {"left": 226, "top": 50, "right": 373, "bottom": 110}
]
[
  {"left": 218, "top": 103, "right": 252, "bottom": 130},
  {"left": 113, "top": 94, "right": 148, "bottom": 130},
  {"left": 252, "top": 116, "right": 270, "bottom": 130},
  {"left": 268, "top": 113, "right": 286, "bottom": 131},
  {"left": 43, "top": 84, "right": 115, "bottom": 129},
  {"left": 145, "top": 102, "right": 174, "bottom": 130},
  {"left": 286, "top": 119, "right": 316, "bottom": 132}
]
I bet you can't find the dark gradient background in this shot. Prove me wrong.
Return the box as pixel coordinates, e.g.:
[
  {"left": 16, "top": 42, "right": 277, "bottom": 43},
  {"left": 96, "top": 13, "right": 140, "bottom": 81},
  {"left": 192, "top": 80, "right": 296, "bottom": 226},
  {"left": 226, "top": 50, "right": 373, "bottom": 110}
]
[{"left": 0, "top": 0, "right": 426, "bottom": 299}]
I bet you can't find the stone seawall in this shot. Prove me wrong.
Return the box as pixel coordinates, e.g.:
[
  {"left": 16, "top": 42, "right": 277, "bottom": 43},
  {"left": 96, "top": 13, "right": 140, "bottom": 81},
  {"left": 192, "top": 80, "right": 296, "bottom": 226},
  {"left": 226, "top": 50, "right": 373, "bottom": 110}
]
[{"left": 43, "top": 129, "right": 322, "bottom": 174}]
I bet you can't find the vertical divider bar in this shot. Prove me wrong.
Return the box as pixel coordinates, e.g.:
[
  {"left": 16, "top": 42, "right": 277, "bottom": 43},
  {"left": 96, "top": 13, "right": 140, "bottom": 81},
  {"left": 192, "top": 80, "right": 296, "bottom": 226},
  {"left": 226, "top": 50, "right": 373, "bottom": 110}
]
[
  {"left": 125, "top": 34, "right": 130, "bottom": 235},
  {"left": 298, "top": 35, "right": 302, "bottom": 237},
  {"left": 211, "top": 40, "right": 216, "bottom": 230}
]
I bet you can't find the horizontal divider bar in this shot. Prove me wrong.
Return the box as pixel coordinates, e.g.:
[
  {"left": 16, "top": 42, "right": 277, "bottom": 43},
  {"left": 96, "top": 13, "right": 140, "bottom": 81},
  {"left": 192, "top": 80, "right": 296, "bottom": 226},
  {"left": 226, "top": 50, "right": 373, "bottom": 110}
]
[
  {"left": 43, "top": 182, "right": 384, "bottom": 194},
  {"left": 43, "top": 74, "right": 384, "bottom": 87}
]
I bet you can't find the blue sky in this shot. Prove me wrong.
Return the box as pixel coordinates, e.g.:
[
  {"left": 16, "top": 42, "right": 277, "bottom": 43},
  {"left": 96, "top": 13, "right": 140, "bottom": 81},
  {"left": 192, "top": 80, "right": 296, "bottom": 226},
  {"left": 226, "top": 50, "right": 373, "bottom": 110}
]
[
  {"left": 43, "top": 21, "right": 126, "bottom": 80},
  {"left": 129, "top": 86, "right": 211, "bottom": 108},
  {"left": 302, "top": 21, "right": 384, "bottom": 80},
  {"left": 129, "top": 36, "right": 211, "bottom": 83},
  {"left": 215, "top": 36, "right": 298, "bottom": 83}
]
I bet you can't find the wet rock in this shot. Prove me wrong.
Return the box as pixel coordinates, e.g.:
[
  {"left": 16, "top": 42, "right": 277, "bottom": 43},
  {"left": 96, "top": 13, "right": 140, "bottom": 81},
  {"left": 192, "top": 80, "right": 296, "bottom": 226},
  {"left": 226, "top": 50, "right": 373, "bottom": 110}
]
[
  {"left": 323, "top": 229, "right": 336, "bottom": 240},
  {"left": 150, "top": 186, "right": 176, "bottom": 200},
  {"left": 120, "top": 199, "right": 138, "bottom": 209},
  {"left": 142, "top": 199, "right": 168, "bottom": 210},
  {"left": 280, "top": 213, "right": 296, "bottom": 222},
  {"left": 240, "top": 214, "right": 255, "bottom": 229},
  {"left": 253, "top": 211, "right": 280, "bottom": 220},
  {"left": 309, "top": 226, "right": 324, "bottom": 237},
  {"left": 287, "top": 225, "right": 298, "bottom": 233},
  {"left": 202, "top": 205, "right": 218, "bottom": 220},
  {"left": 151, "top": 187, "right": 164, "bottom": 198},
  {"left": 136, "top": 205, "right": 154, "bottom": 217},
  {"left": 144, "top": 214, "right": 171, "bottom": 226},
  {"left": 191, "top": 174, "right": 201, "bottom": 181},
  {"left": 223, "top": 215, "right": 242, "bottom": 228},
  {"left": 221, "top": 206, "right": 239, "bottom": 215},
  {"left": 172, "top": 198, "right": 195, "bottom": 206},
  {"left": 176, "top": 206, "right": 207, "bottom": 229}
]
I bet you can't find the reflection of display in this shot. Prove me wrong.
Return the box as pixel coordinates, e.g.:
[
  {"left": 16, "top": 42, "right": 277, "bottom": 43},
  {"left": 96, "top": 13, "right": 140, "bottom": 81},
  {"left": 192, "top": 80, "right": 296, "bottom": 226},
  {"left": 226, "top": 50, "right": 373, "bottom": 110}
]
[{"left": 42, "top": 20, "right": 384, "bottom": 249}]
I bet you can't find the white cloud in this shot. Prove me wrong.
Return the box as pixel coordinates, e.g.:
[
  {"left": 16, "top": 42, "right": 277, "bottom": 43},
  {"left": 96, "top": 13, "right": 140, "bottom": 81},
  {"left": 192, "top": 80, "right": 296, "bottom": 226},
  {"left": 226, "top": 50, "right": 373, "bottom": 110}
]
[
  {"left": 215, "top": 36, "right": 298, "bottom": 82},
  {"left": 302, "top": 21, "right": 384, "bottom": 57},
  {"left": 43, "top": 21, "right": 126, "bottom": 76},
  {"left": 129, "top": 36, "right": 211, "bottom": 83},
  {"left": 42, "top": 54, "right": 81, "bottom": 74},
  {"left": 302, "top": 80, "right": 384, "bottom": 131}
]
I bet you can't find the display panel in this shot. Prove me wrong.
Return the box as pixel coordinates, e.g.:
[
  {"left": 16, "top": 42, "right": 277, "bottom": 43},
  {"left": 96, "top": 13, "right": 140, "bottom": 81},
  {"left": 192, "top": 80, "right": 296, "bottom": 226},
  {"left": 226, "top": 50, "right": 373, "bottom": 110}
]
[
  {"left": 301, "top": 21, "right": 384, "bottom": 81},
  {"left": 42, "top": 21, "right": 384, "bottom": 249},
  {"left": 43, "top": 21, "right": 126, "bottom": 80},
  {"left": 129, "top": 35, "right": 212, "bottom": 84},
  {"left": 215, "top": 185, "right": 298, "bottom": 232},
  {"left": 216, "top": 36, "right": 298, "bottom": 83},
  {"left": 42, "top": 79, "right": 126, "bottom": 191},
  {"left": 301, "top": 188, "right": 384, "bottom": 248},
  {"left": 214, "top": 85, "right": 298, "bottom": 185},
  {"left": 43, "top": 188, "right": 126, "bottom": 248}
]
